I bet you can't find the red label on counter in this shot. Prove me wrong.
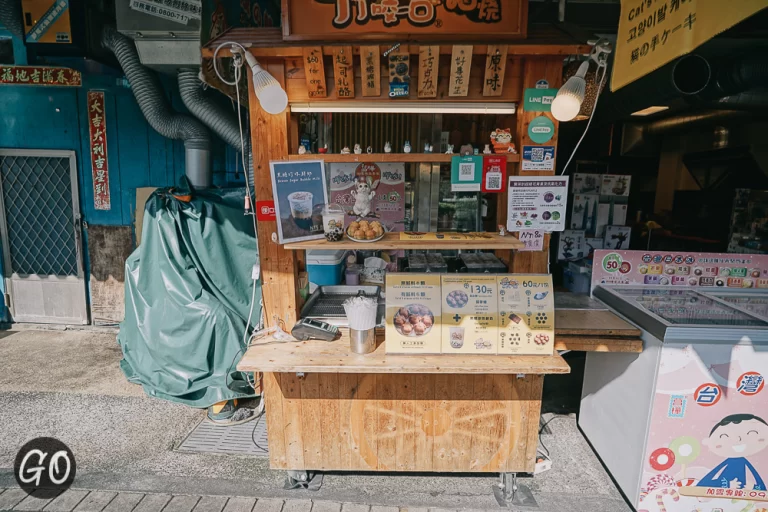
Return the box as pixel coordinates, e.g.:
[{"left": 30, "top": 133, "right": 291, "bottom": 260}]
[{"left": 256, "top": 200, "right": 276, "bottom": 221}]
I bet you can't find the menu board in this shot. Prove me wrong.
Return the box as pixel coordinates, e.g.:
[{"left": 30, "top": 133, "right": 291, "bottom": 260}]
[
  {"left": 441, "top": 275, "right": 498, "bottom": 354},
  {"left": 592, "top": 251, "right": 768, "bottom": 289},
  {"left": 385, "top": 273, "right": 442, "bottom": 354},
  {"left": 400, "top": 232, "right": 495, "bottom": 241},
  {"left": 498, "top": 275, "right": 555, "bottom": 355},
  {"left": 507, "top": 176, "right": 569, "bottom": 232},
  {"left": 329, "top": 162, "right": 405, "bottom": 232}
]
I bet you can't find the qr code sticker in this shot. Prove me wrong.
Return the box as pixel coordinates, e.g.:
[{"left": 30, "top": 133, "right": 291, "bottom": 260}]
[
  {"left": 485, "top": 172, "right": 501, "bottom": 190},
  {"left": 459, "top": 162, "right": 474, "bottom": 180},
  {"left": 531, "top": 147, "right": 545, "bottom": 161}
]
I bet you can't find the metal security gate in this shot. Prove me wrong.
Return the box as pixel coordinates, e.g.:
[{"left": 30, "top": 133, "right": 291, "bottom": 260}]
[{"left": 0, "top": 149, "right": 87, "bottom": 324}]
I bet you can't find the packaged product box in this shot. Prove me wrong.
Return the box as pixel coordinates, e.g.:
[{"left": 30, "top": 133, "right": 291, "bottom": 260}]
[
  {"left": 604, "top": 226, "right": 632, "bottom": 250},
  {"left": 600, "top": 175, "right": 631, "bottom": 197},
  {"left": 441, "top": 275, "right": 498, "bottom": 354},
  {"left": 385, "top": 273, "right": 442, "bottom": 354},
  {"left": 497, "top": 275, "right": 555, "bottom": 355},
  {"left": 572, "top": 173, "right": 601, "bottom": 194},
  {"left": 557, "top": 230, "right": 586, "bottom": 261},
  {"left": 571, "top": 194, "right": 599, "bottom": 235}
]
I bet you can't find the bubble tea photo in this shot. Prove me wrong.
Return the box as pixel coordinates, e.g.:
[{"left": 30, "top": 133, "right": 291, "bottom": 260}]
[{"left": 270, "top": 160, "right": 327, "bottom": 243}]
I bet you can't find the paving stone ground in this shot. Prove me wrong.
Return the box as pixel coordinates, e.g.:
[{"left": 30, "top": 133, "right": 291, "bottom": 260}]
[{"left": 0, "top": 488, "right": 498, "bottom": 512}]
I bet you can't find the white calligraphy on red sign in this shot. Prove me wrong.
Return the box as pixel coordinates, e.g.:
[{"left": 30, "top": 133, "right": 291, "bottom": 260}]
[{"left": 87, "top": 91, "right": 110, "bottom": 211}]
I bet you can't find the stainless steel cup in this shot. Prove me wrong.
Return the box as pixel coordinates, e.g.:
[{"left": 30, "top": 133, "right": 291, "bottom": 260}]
[{"left": 349, "top": 328, "right": 376, "bottom": 354}]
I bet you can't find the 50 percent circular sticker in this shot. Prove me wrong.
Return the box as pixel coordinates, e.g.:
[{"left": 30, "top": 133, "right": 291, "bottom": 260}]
[{"left": 602, "top": 252, "right": 623, "bottom": 273}]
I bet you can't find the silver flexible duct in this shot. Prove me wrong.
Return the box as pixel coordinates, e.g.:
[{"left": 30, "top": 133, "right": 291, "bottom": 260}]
[
  {"left": 177, "top": 69, "right": 254, "bottom": 188},
  {"left": 101, "top": 27, "right": 212, "bottom": 188}
]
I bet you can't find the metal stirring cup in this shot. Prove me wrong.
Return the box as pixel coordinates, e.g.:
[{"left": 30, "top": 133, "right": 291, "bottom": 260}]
[{"left": 349, "top": 328, "right": 376, "bottom": 354}]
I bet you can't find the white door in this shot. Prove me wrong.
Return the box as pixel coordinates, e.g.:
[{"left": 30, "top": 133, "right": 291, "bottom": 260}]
[{"left": 0, "top": 149, "right": 88, "bottom": 324}]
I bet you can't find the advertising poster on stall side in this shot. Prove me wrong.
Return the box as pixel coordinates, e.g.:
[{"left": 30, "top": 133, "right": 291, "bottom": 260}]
[
  {"left": 270, "top": 160, "right": 327, "bottom": 244},
  {"left": 329, "top": 162, "right": 405, "bottom": 232},
  {"left": 497, "top": 274, "right": 554, "bottom": 355},
  {"left": 507, "top": 176, "right": 568, "bottom": 232},
  {"left": 441, "top": 275, "right": 499, "bottom": 354},
  {"left": 638, "top": 343, "right": 768, "bottom": 512},
  {"left": 592, "top": 251, "right": 768, "bottom": 289}
]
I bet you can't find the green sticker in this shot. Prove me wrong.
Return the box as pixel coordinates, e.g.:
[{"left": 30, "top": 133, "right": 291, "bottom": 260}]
[
  {"left": 528, "top": 116, "right": 555, "bottom": 144},
  {"left": 523, "top": 88, "right": 558, "bottom": 112},
  {"left": 602, "top": 253, "right": 623, "bottom": 273}
]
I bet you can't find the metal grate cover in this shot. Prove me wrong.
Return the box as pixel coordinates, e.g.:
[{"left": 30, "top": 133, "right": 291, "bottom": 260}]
[
  {"left": 176, "top": 417, "right": 269, "bottom": 457},
  {"left": 0, "top": 155, "right": 78, "bottom": 276}
]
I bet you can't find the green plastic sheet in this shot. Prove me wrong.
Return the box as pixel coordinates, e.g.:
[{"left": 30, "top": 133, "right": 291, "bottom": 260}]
[{"left": 117, "top": 183, "right": 261, "bottom": 408}]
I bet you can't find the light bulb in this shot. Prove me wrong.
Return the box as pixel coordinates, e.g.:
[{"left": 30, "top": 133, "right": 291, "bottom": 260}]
[
  {"left": 256, "top": 82, "right": 288, "bottom": 115},
  {"left": 551, "top": 61, "right": 589, "bottom": 122}
]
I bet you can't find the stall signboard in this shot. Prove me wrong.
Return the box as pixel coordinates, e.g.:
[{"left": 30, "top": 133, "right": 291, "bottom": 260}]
[
  {"left": 329, "top": 162, "right": 405, "bottom": 232},
  {"left": 497, "top": 274, "right": 554, "bottom": 355},
  {"left": 0, "top": 65, "right": 81, "bottom": 86},
  {"left": 639, "top": 342, "right": 768, "bottom": 511},
  {"left": 87, "top": 91, "right": 110, "bottom": 211},
  {"left": 518, "top": 229, "right": 544, "bottom": 252},
  {"left": 481, "top": 155, "right": 505, "bottom": 193},
  {"left": 612, "top": 0, "right": 766, "bottom": 91},
  {"left": 592, "top": 250, "right": 768, "bottom": 289},
  {"left": 451, "top": 155, "right": 483, "bottom": 192},
  {"left": 282, "top": 0, "right": 527, "bottom": 40},
  {"left": 385, "top": 273, "right": 442, "bottom": 354},
  {"left": 523, "top": 88, "right": 558, "bottom": 112},
  {"left": 270, "top": 160, "right": 327, "bottom": 243},
  {"left": 521, "top": 145, "right": 555, "bottom": 171},
  {"left": 507, "top": 176, "right": 568, "bottom": 232},
  {"left": 441, "top": 275, "right": 498, "bottom": 354},
  {"left": 400, "top": 232, "right": 494, "bottom": 241}
]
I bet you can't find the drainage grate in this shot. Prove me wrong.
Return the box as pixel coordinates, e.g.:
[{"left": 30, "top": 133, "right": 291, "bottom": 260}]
[{"left": 176, "top": 416, "right": 269, "bottom": 457}]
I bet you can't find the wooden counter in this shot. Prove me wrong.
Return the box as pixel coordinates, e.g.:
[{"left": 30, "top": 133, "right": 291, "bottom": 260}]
[{"left": 283, "top": 232, "right": 525, "bottom": 251}]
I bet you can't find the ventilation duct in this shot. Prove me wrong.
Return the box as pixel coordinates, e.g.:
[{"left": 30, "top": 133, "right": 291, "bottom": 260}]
[
  {"left": 178, "top": 69, "right": 254, "bottom": 187},
  {"left": 101, "top": 27, "right": 212, "bottom": 188}
]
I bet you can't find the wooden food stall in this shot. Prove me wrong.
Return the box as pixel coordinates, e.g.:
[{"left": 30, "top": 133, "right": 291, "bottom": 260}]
[{"left": 202, "top": 0, "right": 643, "bottom": 500}]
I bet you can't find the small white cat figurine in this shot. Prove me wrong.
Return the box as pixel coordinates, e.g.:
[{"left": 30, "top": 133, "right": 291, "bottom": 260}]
[
  {"left": 298, "top": 146, "right": 307, "bottom": 155},
  {"left": 353, "top": 144, "right": 363, "bottom": 154},
  {"left": 384, "top": 142, "right": 392, "bottom": 153},
  {"left": 445, "top": 144, "right": 454, "bottom": 154},
  {"left": 424, "top": 142, "right": 433, "bottom": 153},
  {"left": 341, "top": 146, "right": 351, "bottom": 155},
  {"left": 403, "top": 141, "right": 411, "bottom": 153},
  {"left": 483, "top": 144, "right": 492, "bottom": 154}
]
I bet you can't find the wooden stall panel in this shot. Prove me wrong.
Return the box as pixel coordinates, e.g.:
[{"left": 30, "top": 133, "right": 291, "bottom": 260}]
[
  {"left": 265, "top": 372, "right": 542, "bottom": 472},
  {"left": 360, "top": 45, "right": 381, "bottom": 97},
  {"left": 301, "top": 47, "right": 327, "bottom": 98},
  {"left": 449, "top": 45, "right": 473, "bottom": 97},
  {"left": 483, "top": 45, "right": 508, "bottom": 97},
  {"left": 333, "top": 46, "right": 355, "bottom": 98},
  {"left": 418, "top": 45, "right": 439, "bottom": 98}
]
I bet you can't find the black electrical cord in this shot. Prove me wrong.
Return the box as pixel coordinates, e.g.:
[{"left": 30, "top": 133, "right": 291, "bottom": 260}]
[
  {"left": 251, "top": 405, "right": 268, "bottom": 453},
  {"left": 537, "top": 414, "right": 570, "bottom": 459}
]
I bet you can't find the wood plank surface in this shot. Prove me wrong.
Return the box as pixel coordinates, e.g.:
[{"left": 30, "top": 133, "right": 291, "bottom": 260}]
[
  {"left": 554, "top": 336, "right": 643, "bottom": 353},
  {"left": 262, "top": 372, "right": 542, "bottom": 472},
  {"left": 483, "top": 45, "right": 508, "bottom": 97},
  {"left": 555, "top": 309, "right": 640, "bottom": 336},
  {"left": 238, "top": 333, "right": 570, "bottom": 374},
  {"left": 360, "top": 45, "right": 381, "bottom": 97},
  {"left": 449, "top": 45, "right": 473, "bottom": 97},
  {"left": 418, "top": 45, "right": 439, "bottom": 98},
  {"left": 332, "top": 46, "right": 354, "bottom": 98},
  {"left": 287, "top": 153, "right": 520, "bottom": 163},
  {"left": 301, "top": 47, "right": 327, "bottom": 98},
  {"left": 283, "top": 232, "right": 524, "bottom": 250}
]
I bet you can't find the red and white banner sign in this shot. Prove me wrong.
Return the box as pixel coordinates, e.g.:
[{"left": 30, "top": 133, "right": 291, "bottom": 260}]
[
  {"left": 87, "top": 91, "right": 110, "bottom": 211},
  {"left": 0, "top": 66, "right": 82, "bottom": 86}
]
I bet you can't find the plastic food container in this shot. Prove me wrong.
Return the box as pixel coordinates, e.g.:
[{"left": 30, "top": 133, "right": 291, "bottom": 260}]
[
  {"left": 478, "top": 252, "right": 508, "bottom": 273},
  {"left": 426, "top": 253, "right": 448, "bottom": 273},
  {"left": 460, "top": 253, "right": 485, "bottom": 271},
  {"left": 307, "top": 249, "right": 348, "bottom": 286},
  {"left": 408, "top": 253, "right": 428, "bottom": 272}
]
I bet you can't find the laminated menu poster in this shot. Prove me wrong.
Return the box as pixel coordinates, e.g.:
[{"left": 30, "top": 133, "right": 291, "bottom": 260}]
[
  {"left": 497, "top": 274, "right": 554, "bottom": 355},
  {"left": 441, "top": 275, "right": 498, "bottom": 354},
  {"left": 270, "top": 160, "right": 327, "bottom": 243},
  {"left": 329, "top": 162, "right": 405, "bottom": 232},
  {"left": 385, "top": 273, "right": 442, "bottom": 354},
  {"left": 507, "top": 176, "right": 569, "bottom": 232},
  {"left": 591, "top": 250, "right": 768, "bottom": 289}
]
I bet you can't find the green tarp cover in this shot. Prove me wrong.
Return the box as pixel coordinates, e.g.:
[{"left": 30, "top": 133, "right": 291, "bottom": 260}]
[{"left": 117, "top": 184, "right": 261, "bottom": 408}]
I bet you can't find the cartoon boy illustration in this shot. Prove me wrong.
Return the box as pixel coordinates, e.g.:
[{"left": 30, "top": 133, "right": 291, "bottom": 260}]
[{"left": 697, "top": 414, "right": 768, "bottom": 490}]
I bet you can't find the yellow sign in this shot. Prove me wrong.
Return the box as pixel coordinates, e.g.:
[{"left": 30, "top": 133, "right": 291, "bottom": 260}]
[
  {"left": 400, "top": 232, "right": 494, "bottom": 241},
  {"left": 612, "top": 0, "right": 767, "bottom": 91}
]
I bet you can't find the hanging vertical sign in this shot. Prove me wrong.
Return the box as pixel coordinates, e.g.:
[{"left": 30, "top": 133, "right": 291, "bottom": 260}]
[
  {"left": 360, "top": 45, "right": 381, "bottom": 97},
  {"left": 87, "top": 91, "right": 111, "bottom": 211},
  {"left": 482, "top": 155, "right": 506, "bottom": 193},
  {"left": 482, "top": 45, "right": 507, "bottom": 97},
  {"left": 418, "top": 45, "right": 439, "bottom": 98},
  {"left": 302, "top": 47, "right": 327, "bottom": 98},
  {"left": 388, "top": 47, "right": 410, "bottom": 98},
  {"left": 449, "top": 45, "right": 473, "bottom": 97},
  {"left": 333, "top": 46, "right": 354, "bottom": 99}
]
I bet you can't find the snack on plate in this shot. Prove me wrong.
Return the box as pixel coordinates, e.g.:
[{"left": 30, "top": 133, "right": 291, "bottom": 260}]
[
  {"left": 393, "top": 304, "right": 435, "bottom": 337},
  {"left": 347, "top": 219, "right": 385, "bottom": 240},
  {"left": 534, "top": 333, "right": 550, "bottom": 345}
]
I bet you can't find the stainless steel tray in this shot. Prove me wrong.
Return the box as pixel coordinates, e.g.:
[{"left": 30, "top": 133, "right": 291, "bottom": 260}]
[{"left": 301, "top": 285, "right": 384, "bottom": 327}]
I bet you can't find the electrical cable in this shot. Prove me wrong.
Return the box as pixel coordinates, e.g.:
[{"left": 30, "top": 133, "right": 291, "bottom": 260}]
[
  {"left": 537, "top": 414, "right": 571, "bottom": 459},
  {"left": 559, "top": 62, "right": 608, "bottom": 176},
  {"left": 213, "top": 41, "right": 248, "bottom": 86}
]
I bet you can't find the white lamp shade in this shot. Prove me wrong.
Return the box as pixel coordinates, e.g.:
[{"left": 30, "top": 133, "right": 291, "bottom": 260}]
[
  {"left": 256, "top": 82, "right": 288, "bottom": 115},
  {"left": 551, "top": 61, "right": 589, "bottom": 122}
]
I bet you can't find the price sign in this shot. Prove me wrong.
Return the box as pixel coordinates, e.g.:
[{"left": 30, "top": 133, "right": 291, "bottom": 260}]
[{"left": 518, "top": 230, "right": 543, "bottom": 252}]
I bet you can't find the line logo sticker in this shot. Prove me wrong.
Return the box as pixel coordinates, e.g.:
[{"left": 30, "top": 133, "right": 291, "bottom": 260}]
[
  {"left": 737, "top": 371, "right": 764, "bottom": 396},
  {"left": 694, "top": 383, "right": 722, "bottom": 407}
]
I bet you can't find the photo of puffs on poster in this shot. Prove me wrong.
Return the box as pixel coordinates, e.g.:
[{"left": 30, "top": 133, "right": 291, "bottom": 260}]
[{"left": 638, "top": 343, "right": 768, "bottom": 512}]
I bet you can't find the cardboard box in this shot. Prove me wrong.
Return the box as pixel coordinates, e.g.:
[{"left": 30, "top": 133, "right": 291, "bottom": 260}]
[
  {"left": 600, "top": 175, "right": 631, "bottom": 197},
  {"left": 385, "top": 273, "right": 442, "bottom": 354},
  {"left": 497, "top": 275, "right": 555, "bottom": 355},
  {"left": 572, "top": 173, "right": 601, "bottom": 194},
  {"left": 604, "top": 226, "right": 632, "bottom": 250},
  {"left": 570, "top": 194, "right": 599, "bottom": 234},
  {"left": 557, "top": 230, "right": 586, "bottom": 261},
  {"left": 441, "top": 275, "right": 498, "bottom": 354}
]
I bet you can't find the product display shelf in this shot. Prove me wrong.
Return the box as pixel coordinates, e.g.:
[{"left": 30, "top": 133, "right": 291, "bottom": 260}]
[
  {"left": 284, "top": 232, "right": 525, "bottom": 250},
  {"left": 287, "top": 153, "right": 521, "bottom": 163}
]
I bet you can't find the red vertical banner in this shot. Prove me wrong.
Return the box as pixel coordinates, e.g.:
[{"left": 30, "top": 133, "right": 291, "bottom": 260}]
[
  {"left": 482, "top": 155, "right": 506, "bottom": 193},
  {"left": 87, "top": 91, "right": 110, "bottom": 210}
]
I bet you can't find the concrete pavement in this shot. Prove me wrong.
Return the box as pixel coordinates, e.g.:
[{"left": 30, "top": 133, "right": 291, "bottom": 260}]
[{"left": 0, "top": 328, "right": 631, "bottom": 511}]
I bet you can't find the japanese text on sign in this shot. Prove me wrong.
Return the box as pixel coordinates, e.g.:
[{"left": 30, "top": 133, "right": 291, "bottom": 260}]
[
  {"left": 612, "top": 0, "right": 767, "bottom": 91},
  {"left": 0, "top": 66, "right": 81, "bottom": 87},
  {"left": 88, "top": 91, "right": 111, "bottom": 211},
  {"left": 324, "top": 0, "right": 502, "bottom": 29}
]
